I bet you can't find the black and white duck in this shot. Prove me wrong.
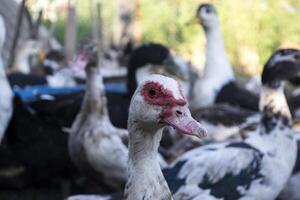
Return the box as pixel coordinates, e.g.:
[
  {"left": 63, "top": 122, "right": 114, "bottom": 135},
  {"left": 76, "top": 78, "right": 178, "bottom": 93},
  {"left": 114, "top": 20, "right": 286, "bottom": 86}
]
[
  {"left": 189, "top": 3, "right": 259, "bottom": 111},
  {"left": 162, "top": 48, "right": 300, "bottom": 200},
  {"left": 67, "top": 74, "right": 207, "bottom": 200},
  {"left": 68, "top": 43, "right": 129, "bottom": 192}
]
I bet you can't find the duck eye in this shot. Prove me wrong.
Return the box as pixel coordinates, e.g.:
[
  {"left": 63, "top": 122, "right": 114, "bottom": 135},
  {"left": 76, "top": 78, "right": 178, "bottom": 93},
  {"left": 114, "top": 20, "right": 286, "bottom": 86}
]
[
  {"left": 206, "top": 7, "right": 211, "bottom": 13},
  {"left": 294, "top": 54, "right": 300, "bottom": 60},
  {"left": 148, "top": 89, "right": 156, "bottom": 97}
]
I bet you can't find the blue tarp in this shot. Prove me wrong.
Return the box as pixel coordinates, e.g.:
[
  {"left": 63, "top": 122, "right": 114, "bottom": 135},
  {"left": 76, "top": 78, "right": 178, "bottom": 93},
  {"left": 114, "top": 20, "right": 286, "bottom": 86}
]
[{"left": 14, "top": 83, "right": 127, "bottom": 102}]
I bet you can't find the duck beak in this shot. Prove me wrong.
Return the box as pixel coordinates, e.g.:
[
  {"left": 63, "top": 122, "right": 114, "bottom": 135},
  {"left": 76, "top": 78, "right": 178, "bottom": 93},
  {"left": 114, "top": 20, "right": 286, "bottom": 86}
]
[
  {"left": 37, "top": 50, "right": 46, "bottom": 61},
  {"left": 71, "top": 52, "right": 89, "bottom": 69},
  {"left": 185, "top": 17, "right": 199, "bottom": 26},
  {"left": 162, "top": 106, "right": 207, "bottom": 138}
]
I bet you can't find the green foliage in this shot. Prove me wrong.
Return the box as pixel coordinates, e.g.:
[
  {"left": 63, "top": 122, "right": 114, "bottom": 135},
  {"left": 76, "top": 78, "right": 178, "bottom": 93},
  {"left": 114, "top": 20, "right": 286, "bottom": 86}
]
[
  {"left": 140, "top": 0, "right": 300, "bottom": 74},
  {"left": 49, "top": 0, "right": 300, "bottom": 76}
]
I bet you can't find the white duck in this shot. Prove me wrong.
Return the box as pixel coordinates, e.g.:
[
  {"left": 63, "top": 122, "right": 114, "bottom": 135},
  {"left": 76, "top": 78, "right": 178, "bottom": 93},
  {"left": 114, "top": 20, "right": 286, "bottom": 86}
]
[
  {"left": 163, "top": 49, "right": 300, "bottom": 200},
  {"left": 0, "top": 15, "right": 13, "bottom": 143},
  {"left": 10, "top": 39, "right": 44, "bottom": 74},
  {"left": 189, "top": 3, "right": 233, "bottom": 109},
  {"left": 68, "top": 45, "right": 129, "bottom": 191},
  {"left": 189, "top": 3, "right": 259, "bottom": 111},
  {"left": 67, "top": 74, "right": 207, "bottom": 200}
]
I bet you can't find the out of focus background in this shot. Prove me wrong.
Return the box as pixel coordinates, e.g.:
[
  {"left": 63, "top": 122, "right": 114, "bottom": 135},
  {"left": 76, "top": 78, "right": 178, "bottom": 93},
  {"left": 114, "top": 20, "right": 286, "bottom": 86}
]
[
  {"left": 1, "top": 1, "right": 300, "bottom": 199},
  {"left": 2, "top": 0, "right": 300, "bottom": 77}
]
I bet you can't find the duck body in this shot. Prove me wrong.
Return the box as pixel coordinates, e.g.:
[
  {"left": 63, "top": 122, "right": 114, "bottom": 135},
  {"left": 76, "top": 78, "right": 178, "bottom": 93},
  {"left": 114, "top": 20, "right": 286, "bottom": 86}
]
[
  {"left": 278, "top": 137, "right": 300, "bottom": 200},
  {"left": 192, "top": 103, "right": 257, "bottom": 142},
  {"left": 69, "top": 52, "right": 128, "bottom": 191},
  {"left": 163, "top": 49, "right": 300, "bottom": 200},
  {"left": 4, "top": 95, "right": 76, "bottom": 184},
  {"left": 69, "top": 117, "right": 128, "bottom": 189},
  {"left": 166, "top": 122, "right": 296, "bottom": 200},
  {"left": 215, "top": 81, "right": 259, "bottom": 111}
]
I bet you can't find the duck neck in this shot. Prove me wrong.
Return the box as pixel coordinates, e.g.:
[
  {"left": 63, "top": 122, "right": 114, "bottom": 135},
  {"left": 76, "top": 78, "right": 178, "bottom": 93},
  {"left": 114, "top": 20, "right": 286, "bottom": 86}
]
[
  {"left": 81, "top": 66, "right": 109, "bottom": 119},
  {"left": 259, "top": 84, "right": 292, "bottom": 134},
  {"left": 0, "top": 58, "right": 5, "bottom": 77},
  {"left": 203, "top": 26, "right": 234, "bottom": 80},
  {"left": 125, "top": 120, "right": 172, "bottom": 200},
  {"left": 13, "top": 48, "right": 31, "bottom": 74}
]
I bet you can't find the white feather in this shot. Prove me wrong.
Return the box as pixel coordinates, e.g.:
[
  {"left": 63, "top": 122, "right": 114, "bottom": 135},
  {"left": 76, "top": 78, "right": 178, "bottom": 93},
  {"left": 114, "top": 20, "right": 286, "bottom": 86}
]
[{"left": 0, "top": 15, "right": 13, "bottom": 143}]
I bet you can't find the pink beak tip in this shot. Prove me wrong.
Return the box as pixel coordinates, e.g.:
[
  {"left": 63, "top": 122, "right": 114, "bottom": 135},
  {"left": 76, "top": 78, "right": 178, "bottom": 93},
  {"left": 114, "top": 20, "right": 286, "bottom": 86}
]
[{"left": 193, "top": 124, "right": 208, "bottom": 138}]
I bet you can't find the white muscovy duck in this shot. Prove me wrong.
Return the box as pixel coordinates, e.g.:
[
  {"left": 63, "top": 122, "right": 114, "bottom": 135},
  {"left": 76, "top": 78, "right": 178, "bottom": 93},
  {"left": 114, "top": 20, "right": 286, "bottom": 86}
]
[
  {"left": 189, "top": 3, "right": 259, "bottom": 111},
  {"left": 0, "top": 15, "right": 13, "bottom": 143},
  {"left": 162, "top": 48, "right": 300, "bottom": 200},
  {"left": 68, "top": 44, "right": 129, "bottom": 192},
  {"left": 67, "top": 74, "right": 207, "bottom": 200},
  {"left": 9, "top": 39, "right": 44, "bottom": 74}
]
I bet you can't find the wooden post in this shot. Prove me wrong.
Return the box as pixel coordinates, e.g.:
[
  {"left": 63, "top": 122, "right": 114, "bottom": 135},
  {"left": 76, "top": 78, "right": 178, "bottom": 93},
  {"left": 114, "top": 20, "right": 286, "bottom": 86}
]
[
  {"left": 89, "top": 0, "right": 97, "bottom": 42},
  {"left": 8, "top": 0, "right": 27, "bottom": 68},
  {"left": 133, "top": 0, "right": 142, "bottom": 45},
  {"left": 64, "top": 0, "right": 77, "bottom": 61},
  {"left": 96, "top": 2, "right": 104, "bottom": 67},
  {"left": 114, "top": 0, "right": 134, "bottom": 48}
]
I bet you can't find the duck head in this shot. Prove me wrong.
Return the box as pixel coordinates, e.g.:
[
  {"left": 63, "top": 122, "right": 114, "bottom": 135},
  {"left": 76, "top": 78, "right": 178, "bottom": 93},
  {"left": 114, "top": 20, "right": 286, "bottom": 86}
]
[
  {"left": 129, "top": 74, "right": 207, "bottom": 138},
  {"left": 187, "top": 3, "right": 218, "bottom": 31},
  {"left": 72, "top": 41, "right": 98, "bottom": 70},
  {"left": 128, "top": 43, "right": 189, "bottom": 96},
  {"left": 262, "top": 49, "right": 300, "bottom": 88}
]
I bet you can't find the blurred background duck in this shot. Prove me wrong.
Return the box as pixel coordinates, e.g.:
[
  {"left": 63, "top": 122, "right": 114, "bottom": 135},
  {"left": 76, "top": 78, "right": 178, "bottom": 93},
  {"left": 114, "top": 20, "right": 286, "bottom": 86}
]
[
  {"left": 162, "top": 48, "right": 300, "bottom": 200},
  {"left": 188, "top": 3, "right": 259, "bottom": 112},
  {"left": 9, "top": 39, "right": 44, "bottom": 75},
  {"left": 68, "top": 43, "right": 129, "bottom": 192}
]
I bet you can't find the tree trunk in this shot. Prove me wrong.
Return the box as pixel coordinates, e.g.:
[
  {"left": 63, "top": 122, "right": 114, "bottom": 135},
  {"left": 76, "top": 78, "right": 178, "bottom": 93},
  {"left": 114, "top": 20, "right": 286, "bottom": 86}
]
[
  {"left": 114, "top": 0, "right": 134, "bottom": 47},
  {"left": 8, "top": 0, "right": 26, "bottom": 68},
  {"left": 133, "top": 0, "right": 142, "bottom": 45},
  {"left": 64, "top": 0, "right": 77, "bottom": 61}
]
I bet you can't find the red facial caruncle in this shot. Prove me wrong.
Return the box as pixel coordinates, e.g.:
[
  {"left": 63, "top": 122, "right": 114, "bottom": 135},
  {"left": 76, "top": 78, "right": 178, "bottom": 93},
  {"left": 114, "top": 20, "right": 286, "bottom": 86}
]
[
  {"left": 140, "top": 80, "right": 207, "bottom": 138},
  {"left": 141, "top": 81, "right": 187, "bottom": 118}
]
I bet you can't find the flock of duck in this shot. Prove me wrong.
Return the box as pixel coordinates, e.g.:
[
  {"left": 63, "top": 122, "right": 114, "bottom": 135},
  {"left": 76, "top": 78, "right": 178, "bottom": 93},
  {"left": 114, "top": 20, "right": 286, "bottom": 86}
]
[{"left": 1, "top": 3, "right": 300, "bottom": 200}]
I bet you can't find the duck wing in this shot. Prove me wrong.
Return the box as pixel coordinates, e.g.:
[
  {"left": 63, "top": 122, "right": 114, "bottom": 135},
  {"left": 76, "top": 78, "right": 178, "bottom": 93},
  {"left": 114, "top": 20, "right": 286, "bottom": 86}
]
[
  {"left": 216, "top": 81, "right": 259, "bottom": 111},
  {"left": 164, "top": 142, "right": 264, "bottom": 200}
]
